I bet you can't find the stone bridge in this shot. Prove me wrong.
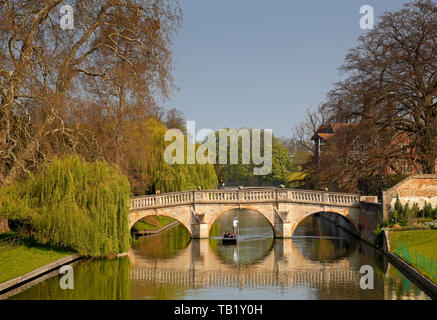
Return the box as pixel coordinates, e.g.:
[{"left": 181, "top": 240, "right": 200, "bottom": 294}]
[{"left": 129, "top": 188, "right": 379, "bottom": 239}]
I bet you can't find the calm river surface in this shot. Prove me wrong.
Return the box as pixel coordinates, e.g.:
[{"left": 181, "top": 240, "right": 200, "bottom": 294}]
[{"left": 9, "top": 209, "right": 430, "bottom": 300}]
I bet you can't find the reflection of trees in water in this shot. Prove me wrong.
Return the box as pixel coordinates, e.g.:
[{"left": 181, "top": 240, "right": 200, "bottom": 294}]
[
  {"left": 10, "top": 220, "right": 431, "bottom": 300},
  {"left": 132, "top": 224, "right": 191, "bottom": 259},
  {"left": 10, "top": 213, "right": 430, "bottom": 300},
  {"left": 10, "top": 256, "right": 131, "bottom": 300},
  {"left": 293, "top": 214, "right": 357, "bottom": 263},
  {"left": 293, "top": 216, "right": 430, "bottom": 300},
  {"left": 384, "top": 264, "right": 428, "bottom": 300}
]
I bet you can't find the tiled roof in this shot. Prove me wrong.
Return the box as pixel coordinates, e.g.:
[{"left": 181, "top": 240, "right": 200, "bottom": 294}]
[
  {"left": 311, "top": 132, "right": 334, "bottom": 141},
  {"left": 318, "top": 133, "right": 334, "bottom": 139}
]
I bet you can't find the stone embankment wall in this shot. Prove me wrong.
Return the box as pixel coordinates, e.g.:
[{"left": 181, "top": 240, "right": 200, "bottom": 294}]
[
  {"left": 359, "top": 201, "right": 382, "bottom": 244},
  {"left": 319, "top": 198, "right": 382, "bottom": 244},
  {"left": 383, "top": 175, "right": 437, "bottom": 220},
  {"left": 382, "top": 230, "right": 437, "bottom": 299}
]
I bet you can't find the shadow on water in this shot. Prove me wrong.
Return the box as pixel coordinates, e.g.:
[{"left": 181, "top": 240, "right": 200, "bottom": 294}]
[{"left": 292, "top": 214, "right": 358, "bottom": 263}]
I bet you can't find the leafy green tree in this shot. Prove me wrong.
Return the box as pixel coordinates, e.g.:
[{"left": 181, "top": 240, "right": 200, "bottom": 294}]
[
  {"left": 212, "top": 130, "right": 300, "bottom": 186},
  {"left": 265, "top": 141, "right": 294, "bottom": 184}
]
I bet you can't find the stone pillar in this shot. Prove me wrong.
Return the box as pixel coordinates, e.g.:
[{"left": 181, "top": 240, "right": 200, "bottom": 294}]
[
  {"left": 191, "top": 223, "right": 209, "bottom": 239},
  {"left": 273, "top": 222, "right": 292, "bottom": 238}
]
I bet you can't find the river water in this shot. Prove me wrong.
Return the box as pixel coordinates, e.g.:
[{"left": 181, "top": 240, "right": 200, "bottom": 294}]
[{"left": 8, "top": 209, "right": 430, "bottom": 300}]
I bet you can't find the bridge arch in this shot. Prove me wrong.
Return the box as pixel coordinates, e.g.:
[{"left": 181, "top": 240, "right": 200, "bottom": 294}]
[
  {"left": 290, "top": 209, "right": 359, "bottom": 237},
  {"left": 207, "top": 206, "right": 275, "bottom": 236},
  {"left": 129, "top": 206, "right": 193, "bottom": 236}
]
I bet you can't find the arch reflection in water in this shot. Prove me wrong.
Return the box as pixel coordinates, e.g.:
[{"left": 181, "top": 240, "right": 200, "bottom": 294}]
[
  {"left": 8, "top": 211, "right": 431, "bottom": 300},
  {"left": 292, "top": 213, "right": 358, "bottom": 262},
  {"left": 127, "top": 210, "right": 429, "bottom": 300}
]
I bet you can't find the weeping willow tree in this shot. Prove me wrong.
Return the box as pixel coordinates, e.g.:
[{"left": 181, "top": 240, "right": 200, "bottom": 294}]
[
  {"left": 111, "top": 118, "right": 217, "bottom": 195},
  {"left": 0, "top": 155, "right": 130, "bottom": 257},
  {"left": 145, "top": 119, "right": 218, "bottom": 194},
  {"left": 151, "top": 162, "right": 218, "bottom": 194}
]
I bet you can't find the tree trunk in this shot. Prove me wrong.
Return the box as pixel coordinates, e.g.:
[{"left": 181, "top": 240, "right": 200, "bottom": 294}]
[
  {"left": 0, "top": 216, "right": 10, "bottom": 233},
  {"left": 2, "top": 119, "right": 52, "bottom": 186},
  {"left": 423, "top": 158, "right": 436, "bottom": 174}
]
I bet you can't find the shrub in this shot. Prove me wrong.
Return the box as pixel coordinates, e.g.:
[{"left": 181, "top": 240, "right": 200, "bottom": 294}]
[
  {"left": 392, "top": 224, "right": 403, "bottom": 230},
  {"left": 422, "top": 202, "right": 433, "bottom": 218},
  {"left": 393, "top": 196, "right": 402, "bottom": 222},
  {"left": 390, "top": 196, "right": 437, "bottom": 227},
  {"left": 0, "top": 155, "right": 130, "bottom": 257},
  {"left": 373, "top": 227, "right": 384, "bottom": 248}
]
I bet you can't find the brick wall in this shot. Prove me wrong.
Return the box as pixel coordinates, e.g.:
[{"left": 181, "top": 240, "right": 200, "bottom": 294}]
[{"left": 382, "top": 174, "right": 437, "bottom": 220}]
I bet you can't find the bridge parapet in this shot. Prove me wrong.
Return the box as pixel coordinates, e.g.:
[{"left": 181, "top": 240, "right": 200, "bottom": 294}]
[
  {"left": 130, "top": 188, "right": 361, "bottom": 211},
  {"left": 130, "top": 266, "right": 362, "bottom": 288}
]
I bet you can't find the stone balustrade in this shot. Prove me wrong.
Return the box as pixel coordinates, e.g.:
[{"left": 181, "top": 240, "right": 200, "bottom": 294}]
[{"left": 130, "top": 266, "right": 361, "bottom": 288}]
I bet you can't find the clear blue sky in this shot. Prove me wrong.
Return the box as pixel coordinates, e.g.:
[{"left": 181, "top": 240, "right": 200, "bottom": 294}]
[{"left": 164, "top": 0, "right": 408, "bottom": 138}]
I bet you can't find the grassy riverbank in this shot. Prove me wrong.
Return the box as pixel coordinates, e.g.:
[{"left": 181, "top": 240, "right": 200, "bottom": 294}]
[
  {"left": 389, "top": 230, "right": 437, "bottom": 284},
  {"left": 0, "top": 233, "right": 73, "bottom": 284},
  {"left": 131, "top": 216, "right": 176, "bottom": 232}
]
